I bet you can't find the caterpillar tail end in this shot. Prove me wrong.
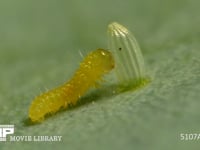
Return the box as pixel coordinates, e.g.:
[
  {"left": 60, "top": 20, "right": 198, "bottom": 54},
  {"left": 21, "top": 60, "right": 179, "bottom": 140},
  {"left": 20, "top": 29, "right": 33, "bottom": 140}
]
[{"left": 29, "top": 103, "right": 45, "bottom": 123}]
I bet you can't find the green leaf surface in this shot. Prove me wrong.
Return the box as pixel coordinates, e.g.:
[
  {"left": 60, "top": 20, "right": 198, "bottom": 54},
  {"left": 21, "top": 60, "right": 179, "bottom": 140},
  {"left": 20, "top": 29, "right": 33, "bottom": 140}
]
[{"left": 0, "top": 0, "right": 200, "bottom": 150}]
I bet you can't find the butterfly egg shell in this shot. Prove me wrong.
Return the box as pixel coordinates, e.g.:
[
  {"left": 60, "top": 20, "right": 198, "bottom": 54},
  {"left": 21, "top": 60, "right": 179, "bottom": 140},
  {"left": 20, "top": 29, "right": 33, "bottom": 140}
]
[
  {"left": 108, "top": 22, "right": 147, "bottom": 88},
  {"left": 29, "top": 49, "right": 114, "bottom": 122}
]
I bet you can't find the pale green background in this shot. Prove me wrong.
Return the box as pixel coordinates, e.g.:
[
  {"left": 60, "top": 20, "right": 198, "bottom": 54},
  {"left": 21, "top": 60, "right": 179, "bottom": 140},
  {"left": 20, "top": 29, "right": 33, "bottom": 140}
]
[{"left": 0, "top": 0, "right": 200, "bottom": 150}]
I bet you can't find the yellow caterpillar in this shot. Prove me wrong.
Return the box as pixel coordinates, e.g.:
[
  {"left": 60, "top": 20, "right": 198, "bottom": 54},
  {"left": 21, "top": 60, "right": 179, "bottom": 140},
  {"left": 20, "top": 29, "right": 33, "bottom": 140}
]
[{"left": 29, "top": 49, "right": 114, "bottom": 122}]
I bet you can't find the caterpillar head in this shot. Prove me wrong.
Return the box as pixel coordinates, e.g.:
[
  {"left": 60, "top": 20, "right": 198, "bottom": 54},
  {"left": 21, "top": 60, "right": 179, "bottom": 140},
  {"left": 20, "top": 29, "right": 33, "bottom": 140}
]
[{"left": 85, "top": 49, "right": 115, "bottom": 73}]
